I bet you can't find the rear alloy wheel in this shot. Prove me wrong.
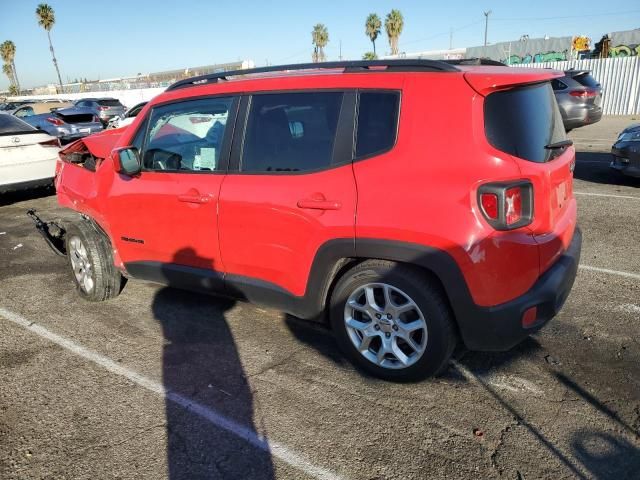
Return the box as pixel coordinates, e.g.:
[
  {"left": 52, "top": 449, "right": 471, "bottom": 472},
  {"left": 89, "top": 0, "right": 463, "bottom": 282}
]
[
  {"left": 65, "top": 221, "right": 125, "bottom": 302},
  {"left": 344, "top": 283, "right": 428, "bottom": 369},
  {"left": 330, "top": 260, "right": 456, "bottom": 381}
]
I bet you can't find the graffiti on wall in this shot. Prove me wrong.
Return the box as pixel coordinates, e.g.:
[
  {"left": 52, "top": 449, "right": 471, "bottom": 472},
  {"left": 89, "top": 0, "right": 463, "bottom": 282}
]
[
  {"left": 572, "top": 36, "right": 591, "bottom": 52},
  {"left": 609, "top": 44, "right": 640, "bottom": 57},
  {"left": 503, "top": 50, "right": 568, "bottom": 64}
]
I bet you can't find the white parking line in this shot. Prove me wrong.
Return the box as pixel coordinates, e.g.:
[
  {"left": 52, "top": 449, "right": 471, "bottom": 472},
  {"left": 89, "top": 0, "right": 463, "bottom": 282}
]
[
  {"left": 0, "top": 307, "right": 344, "bottom": 480},
  {"left": 579, "top": 265, "right": 640, "bottom": 281},
  {"left": 574, "top": 191, "right": 640, "bottom": 200}
]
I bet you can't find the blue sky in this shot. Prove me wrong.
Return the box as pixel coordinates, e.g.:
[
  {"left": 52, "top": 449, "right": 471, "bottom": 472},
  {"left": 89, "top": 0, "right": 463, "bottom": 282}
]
[{"left": 1, "top": 0, "right": 639, "bottom": 89}]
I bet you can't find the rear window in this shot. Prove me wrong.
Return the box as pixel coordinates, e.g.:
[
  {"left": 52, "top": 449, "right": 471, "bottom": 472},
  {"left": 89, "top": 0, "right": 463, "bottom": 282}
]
[
  {"left": 573, "top": 73, "right": 599, "bottom": 88},
  {"left": 98, "top": 99, "right": 122, "bottom": 107},
  {"left": 0, "top": 114, "right": 37, "bottom": 134},
  {"left": 484, "top": 83, "right": 566, "bottom": 163},
  {"left": 58, "top": 113, "right": 95, "bottom": 124}
]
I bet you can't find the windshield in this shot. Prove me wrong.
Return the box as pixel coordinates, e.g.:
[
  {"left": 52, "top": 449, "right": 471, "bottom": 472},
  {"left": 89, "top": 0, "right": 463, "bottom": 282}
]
[
  {"left": 0, "top": 113, "right": 37, "bottom": 134},
  {"left": 484, "top": 82, "right": 567, "bottom": 163}
]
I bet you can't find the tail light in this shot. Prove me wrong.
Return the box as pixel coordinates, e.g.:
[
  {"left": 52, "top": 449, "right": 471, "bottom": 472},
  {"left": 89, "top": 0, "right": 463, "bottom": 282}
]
[
  {"left": 39, "top": 138, "right": 61, "bottom": 148},
  {"left": 569, "top": 89, "right": 597, "bottom": 98},
  {"left": 46, "top": 116, "right": 64, "bottom": 126},
  {"left": 478, "top": 181, "right": 533, "bottom": 230},
  {"left": 98, "top": 106, "right": 109, "bottom": 110}
]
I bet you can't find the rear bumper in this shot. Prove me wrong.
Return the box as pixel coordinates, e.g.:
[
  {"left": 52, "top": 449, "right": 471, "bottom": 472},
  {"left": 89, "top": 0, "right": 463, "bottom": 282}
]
[
  {"left": 456, "top": 227, "right": 582, "bottom": 351},
  {"left": 563, "top": 106, "right": 602, "bottom": 130}
]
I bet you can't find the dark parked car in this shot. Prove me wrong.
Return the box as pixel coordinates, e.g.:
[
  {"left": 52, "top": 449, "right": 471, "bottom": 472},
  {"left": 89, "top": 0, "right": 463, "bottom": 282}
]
[
  {"left": 107, "top": 101, "right": 147, "bottom": 129},
  {"left": 22, "top": 106, "right": 104, "bottom": 144},
  {"left": 611, "top": 123, "right": 640, "bottom": 178},
  {"left": 73, "top": 97, "right": 126, "bottom": 125},
  {"left": 551, "top": 70, "right": 603, "bottom": 131}
]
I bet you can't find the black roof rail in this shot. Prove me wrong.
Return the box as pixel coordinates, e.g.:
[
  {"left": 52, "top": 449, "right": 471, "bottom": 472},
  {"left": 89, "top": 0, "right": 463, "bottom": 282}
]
[
  {"left": 442, "top": 58, "right": 507, "bottom": 66},
  {"left": 166, "top": 59, "right": 460, "bottom": 91}
]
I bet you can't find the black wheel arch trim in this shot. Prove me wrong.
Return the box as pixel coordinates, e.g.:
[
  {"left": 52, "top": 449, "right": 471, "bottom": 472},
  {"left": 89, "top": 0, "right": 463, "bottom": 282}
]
[{"left": 122, "top": 237, "right": 474, "bottom": 324}]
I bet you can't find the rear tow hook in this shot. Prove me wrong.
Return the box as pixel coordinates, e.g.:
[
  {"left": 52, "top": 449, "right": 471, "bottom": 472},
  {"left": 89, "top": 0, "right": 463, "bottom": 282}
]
[{"left": 27, "top": 209, "right": 67, "bottom": 257}]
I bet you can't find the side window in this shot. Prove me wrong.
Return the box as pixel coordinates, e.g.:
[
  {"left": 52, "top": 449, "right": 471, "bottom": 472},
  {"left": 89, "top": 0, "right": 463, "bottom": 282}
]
[
  {"left": 142, "top": 97, "right": 234, "bottom": 172},
  {"left": 355, "top": 92, "right": 400, "bottom": 159},
  {"left": 15, "top": 107, "right": 34, "bottom": 118},
  {"left": 242, "top": 92, "right": 343, "bottom": 173},
  {"left": 128, "top": 104, "right": 144, "bottom": 118},
  {"left": 551, "top": 79, "right": 567, "bottom": 91}
]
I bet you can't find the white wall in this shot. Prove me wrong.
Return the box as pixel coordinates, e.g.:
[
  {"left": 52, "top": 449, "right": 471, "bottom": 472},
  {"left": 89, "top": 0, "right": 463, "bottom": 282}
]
[{"left": 10, "top": 87, "right": 166, "bottom": 109}]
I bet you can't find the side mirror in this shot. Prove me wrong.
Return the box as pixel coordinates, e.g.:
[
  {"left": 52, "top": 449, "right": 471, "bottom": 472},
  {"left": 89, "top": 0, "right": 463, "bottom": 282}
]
[{"left": 113, "top": 147, "right": 141, "bottom": 176}]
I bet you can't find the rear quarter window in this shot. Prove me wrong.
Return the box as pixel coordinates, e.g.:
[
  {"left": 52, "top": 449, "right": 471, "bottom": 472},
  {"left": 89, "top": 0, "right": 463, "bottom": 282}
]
[
  {"left": 484, "top": 83, "right": 566, "bottom": 163},
  {"left": 355, "top": 92, "right": 400, "bottom": 159}
]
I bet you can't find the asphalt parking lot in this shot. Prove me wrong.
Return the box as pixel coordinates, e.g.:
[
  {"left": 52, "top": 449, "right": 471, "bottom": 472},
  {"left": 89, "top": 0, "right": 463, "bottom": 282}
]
[{"left": 1, "top": 116, "right": 639, "bottom": 480}]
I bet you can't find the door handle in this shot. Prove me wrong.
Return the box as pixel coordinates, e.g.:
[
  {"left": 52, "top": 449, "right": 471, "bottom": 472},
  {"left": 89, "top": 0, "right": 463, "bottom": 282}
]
[
  {"left": 297, "top": 198, "right": 342, "bottom": 210},
  {"left": 178, "top": 193, "right": 211, "bottom": 204}
]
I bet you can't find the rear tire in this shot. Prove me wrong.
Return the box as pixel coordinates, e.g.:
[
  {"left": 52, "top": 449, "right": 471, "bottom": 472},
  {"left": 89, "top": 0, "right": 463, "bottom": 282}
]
[
  {"left": 330, "top": 260, "right": 456, "bottom": 381},
  {"left": 65, "top": 220, "right": 125, "bottom": 302}
]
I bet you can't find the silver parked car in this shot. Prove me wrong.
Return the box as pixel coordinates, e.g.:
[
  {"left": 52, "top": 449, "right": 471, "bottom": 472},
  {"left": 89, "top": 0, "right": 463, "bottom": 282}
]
[
  {"left": 551, "top": 70, "right": 603, "bottom": 132},
  {"left": 73, "top": 97, "right": 126, "bottom": 125},
  {"left": 21, "top": 106, "right": 104, "bottom": 144}
]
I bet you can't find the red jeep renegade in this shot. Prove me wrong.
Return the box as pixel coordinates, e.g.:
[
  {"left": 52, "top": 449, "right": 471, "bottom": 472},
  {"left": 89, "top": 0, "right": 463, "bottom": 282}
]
[{"left": 43, "top": 60, "right": 581, "bottom": 381}]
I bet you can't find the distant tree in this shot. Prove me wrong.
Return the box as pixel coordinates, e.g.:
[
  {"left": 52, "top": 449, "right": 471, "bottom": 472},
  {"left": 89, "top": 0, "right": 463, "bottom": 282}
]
[
  {"left": 311, "top": 24, "right": 329, "bottom": 62},
  {"left": 36, "top": 3, "right": 64, "bottom": 92},
  {"left": 8, "top": 84, "right": 19, "bottom": 96},
  {"left": 362, "top": 51, "right": 377, "bottom": 60},
  {"left": 0, "top": 41, "right": 19, "bottom": 92},
  {"left": 2, "top": 63, "right": 14, "bottom": 86},
  {"left": 365, "top": 13, "right": 382, "bottom": 55},
  {"left": 385, "top": 9, "right": 404, "bottom": 56}
]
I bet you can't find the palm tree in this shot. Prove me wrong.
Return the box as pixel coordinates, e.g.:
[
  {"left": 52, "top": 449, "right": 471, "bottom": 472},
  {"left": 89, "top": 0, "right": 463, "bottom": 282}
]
[
  {"left": 362, "top": 51, "right": 377, "bottom": 60},
  {"left": 36, "top": 3, "right": 64, "bottom": 92},
  {"left": 311, "top": 24, "right": 329, "bottom": 63},
  {"left": 365, "top": 13, "right": 382, "bottom": 55},
  {"left": 385, "top": 9, "right": 404, "bottom": 56},
  {"left": 0, "top": 41, "right": 19, "bottom": 92},
  {"left": 2, "top": 63, "right": 14, "bottom": 86}
]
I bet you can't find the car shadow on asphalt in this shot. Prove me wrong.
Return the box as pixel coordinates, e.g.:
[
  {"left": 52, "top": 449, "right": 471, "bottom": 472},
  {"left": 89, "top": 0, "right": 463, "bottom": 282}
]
[
  {"left": 284, "top": 313, "right": 544, "bottom": 383},
  {"left": 0, "top": 184, "right": 55, "bottom": 207},
  {"left": 574, "top": 151, "right": 639, "bottom": 187},
  {"left": 152, "top": 248, "right": 275, "bottom": 480}
]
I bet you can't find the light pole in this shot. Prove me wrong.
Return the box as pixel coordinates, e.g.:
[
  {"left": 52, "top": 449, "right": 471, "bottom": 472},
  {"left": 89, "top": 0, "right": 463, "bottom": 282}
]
[{"left": 483, "top": 10, "right": 492, "bottom": 46}]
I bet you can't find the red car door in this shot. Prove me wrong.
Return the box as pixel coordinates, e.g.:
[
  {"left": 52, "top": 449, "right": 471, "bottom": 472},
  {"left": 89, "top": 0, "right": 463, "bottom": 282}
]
[
  {"left": 106, "top": 96, "right": 238, "bottom": 279},
  {"left": 218, "top": 92, "right": 357, "bottom": 297}
]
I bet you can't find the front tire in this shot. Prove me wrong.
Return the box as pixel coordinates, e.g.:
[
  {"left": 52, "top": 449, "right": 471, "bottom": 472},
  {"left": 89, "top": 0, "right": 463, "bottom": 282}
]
[
  {"left": 330, "top": 260, "right": 456, "bottom": 381},
  {"left": 65, "top": 221, "right": 124, "bottom": 302}
]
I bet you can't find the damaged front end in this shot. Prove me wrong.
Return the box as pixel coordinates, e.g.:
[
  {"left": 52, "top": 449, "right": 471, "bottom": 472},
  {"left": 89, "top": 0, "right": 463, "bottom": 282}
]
[
  {"left": 30, "top": 128, "right": 124, "bottom": 258},
  {"left": 27, "top": 209, "right": 66, "bottom": 256}
]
